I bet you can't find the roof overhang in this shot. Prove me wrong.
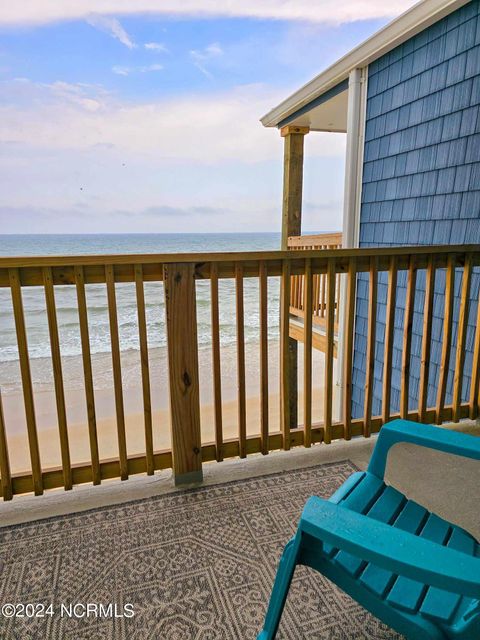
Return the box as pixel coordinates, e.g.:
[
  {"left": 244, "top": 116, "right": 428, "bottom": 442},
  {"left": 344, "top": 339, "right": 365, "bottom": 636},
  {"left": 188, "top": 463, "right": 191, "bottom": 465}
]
[{"left": 261, "top": 0, "right": 470, "bottom": 131}]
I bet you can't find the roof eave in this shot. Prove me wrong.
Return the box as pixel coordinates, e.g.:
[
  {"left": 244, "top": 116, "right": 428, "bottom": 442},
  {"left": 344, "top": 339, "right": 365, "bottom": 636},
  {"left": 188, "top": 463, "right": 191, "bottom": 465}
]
[{"left": 261, "top": 0, "right": 470, "bottom": 128}]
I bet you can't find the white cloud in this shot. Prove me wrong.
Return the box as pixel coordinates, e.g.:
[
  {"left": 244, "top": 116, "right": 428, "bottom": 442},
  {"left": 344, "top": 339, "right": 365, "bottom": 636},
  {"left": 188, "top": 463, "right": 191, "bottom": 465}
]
[
  {"left": 190, "top": 42, "right": 223, "bottom": 78},
  {"left": 86, "top": 14, "right": 136, "bottom": 49},
  {"left": 0, "top": 1, "right": 419, "bottom": 27},
  {"left": 143, "top": 63, "right": 163, "bottom": 72},
  {"left": 112, "top": 65, "right": 130, "bottom": 76},
  {"left": 0, "top": 78, "right": 345, "bottom": 163},
  {"left": 3, "top": 79, "right": 107, "bottom": 111},
  {"left": 0, "top": 77, "right": 346, "bottom": 233},
  {"left": 144, "top": 42, "right": 169, "bottom": 53},
  {"left": 112, "top": 63, "right": 163, "bottom": 75}
]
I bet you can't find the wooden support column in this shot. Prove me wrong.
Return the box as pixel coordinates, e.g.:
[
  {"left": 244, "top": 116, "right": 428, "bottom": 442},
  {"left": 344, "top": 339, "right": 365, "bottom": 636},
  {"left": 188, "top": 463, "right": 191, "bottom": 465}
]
[
  {"left": 280, "top": 124, "right": 309, "bottom": 430},
  {"left": 164, "top": 263, "right": 203, "bottom": 485}
]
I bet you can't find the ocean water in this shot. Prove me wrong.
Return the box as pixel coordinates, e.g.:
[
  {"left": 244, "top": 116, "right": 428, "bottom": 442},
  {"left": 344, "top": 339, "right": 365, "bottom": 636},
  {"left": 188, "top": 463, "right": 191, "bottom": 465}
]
[{"left": 0, "top": 233, "right": 282, "bottom": 368}]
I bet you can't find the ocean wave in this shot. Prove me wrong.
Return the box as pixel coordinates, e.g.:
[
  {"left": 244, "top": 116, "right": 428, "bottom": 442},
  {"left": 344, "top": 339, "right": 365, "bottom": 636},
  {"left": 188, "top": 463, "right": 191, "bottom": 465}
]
[{"left": 0, "top": 259, "right": 281, "bottom": 366}]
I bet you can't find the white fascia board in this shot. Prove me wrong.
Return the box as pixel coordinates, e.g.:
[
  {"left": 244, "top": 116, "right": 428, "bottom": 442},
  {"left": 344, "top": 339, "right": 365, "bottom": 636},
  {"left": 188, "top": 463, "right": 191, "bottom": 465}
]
[{"left": 261, "top": 0, "right": 470, "bottom": 128}]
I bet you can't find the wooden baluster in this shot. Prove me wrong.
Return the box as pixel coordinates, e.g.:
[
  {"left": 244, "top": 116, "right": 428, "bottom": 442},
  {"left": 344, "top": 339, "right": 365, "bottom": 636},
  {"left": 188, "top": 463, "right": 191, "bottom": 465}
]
[
  {"left": 43, "top": 266, "right": 72, "bottom": 490},
  {"left": 9, "top": 268, "right": 43, "bottom": 496},
  {"left": 469, "top": 275, "right": 480, "bottom": 420},
  {"left": 400, "top": 256, "right": 417, "bottom": 420},
  {"left": 105, "top": 265, "right": 128, "bottom": 480},
  {"left": 320, "top": 272, "right": 326, "bottom": 317},
  {"left": 382, "top": 256, "right": 397, "bottom": 425},
  {"left": 74, "top": 266, "right": 101, "bottom": 485},
  {"left": 324, "top": 258, "right": 336, "bottom": 444},
  {"left": 303, "top": 258, "right": 313, "bottom": 448},
  {"left": 343, "top": 258, "right": 357, "bottom": 440},
  {"left": 280, "top": 260, "right": 292, "bottom": 449},
  {"left": 364, "top": 257, "right": 378, "bottom": 437},
  {"left": 134, "top": 265, "right": 154, "bottom": 475},
  {"left": 259, "top": 261, "right": 269, "bottom": 455},
  {"left": 435, "top": 255, "right": 455, "bottom": 425},
  {"left": 235, "top": 263, "right": 247, "bottom": 458},
  {"left": 452, "top": 254, "right": 472, "bottom": 423},
  {"left": 210, "top": 263, "right": 223, "bottom": 462},
  {"left": 0, "top": 390, "right": 12, "bottom": 501},
  {"left": 299, "top": 272, "right": 304, "bottom": 313},
  {"left": 418, "top": 256, "right": 435, "bottom": 423},
  {"left": 297, "top": 273, "right": 302, "bottom": 312},
  {"left": 164, "top": 263, "right": 202, "bottom": 484},
  {"left": 335, "top": 271, "right": 341, "bottom": 327},
  {"left": 297, "top": 273, "right": 301, "bottom": 311},
  {"left": 313, "top": 274, "right": 320, "bottom": 317}
]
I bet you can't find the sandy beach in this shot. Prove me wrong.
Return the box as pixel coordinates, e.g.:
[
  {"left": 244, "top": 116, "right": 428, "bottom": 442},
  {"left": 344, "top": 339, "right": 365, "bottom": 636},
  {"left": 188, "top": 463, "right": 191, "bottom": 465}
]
[{"left": 2, "top": 340, "right": 333, "bottom": 475}]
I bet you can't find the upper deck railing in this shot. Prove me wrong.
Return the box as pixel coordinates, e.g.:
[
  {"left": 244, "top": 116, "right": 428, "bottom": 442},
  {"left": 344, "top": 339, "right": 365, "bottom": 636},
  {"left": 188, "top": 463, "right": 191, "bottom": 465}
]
[
  {"left": 288, "top": 233, "right": 342, "bottom": 332},
  {"left": 0, "top": 244, "right": 479, "bottom": 499}
]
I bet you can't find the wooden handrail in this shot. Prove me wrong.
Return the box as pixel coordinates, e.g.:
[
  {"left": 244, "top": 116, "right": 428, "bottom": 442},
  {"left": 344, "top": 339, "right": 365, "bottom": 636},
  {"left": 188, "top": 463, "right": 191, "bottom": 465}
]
[
  {"left": 0, "top": 244, "right": 479, "bottom": 498},
  {"left": 0, "top": 243, "right": 479, "bottom": 268},
  {"left": 288, "top": 232, "right": 342, "bottom": 248},
  {"left": 1, "top": 245, "right": 480, "bottom": 288}
]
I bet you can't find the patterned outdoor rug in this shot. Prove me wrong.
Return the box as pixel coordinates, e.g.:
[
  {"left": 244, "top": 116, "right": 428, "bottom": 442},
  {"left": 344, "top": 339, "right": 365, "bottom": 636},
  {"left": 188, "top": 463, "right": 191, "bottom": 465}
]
[{"left": 0, "top": 461, "right": 403, "bottom": 640}]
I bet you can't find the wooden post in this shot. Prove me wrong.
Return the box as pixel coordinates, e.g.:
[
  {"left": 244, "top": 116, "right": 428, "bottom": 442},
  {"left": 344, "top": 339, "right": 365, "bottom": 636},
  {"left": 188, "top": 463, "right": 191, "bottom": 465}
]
[
  {"left": 164, "top": 263, "right": 203, "bottom": 485},
  {"left": 280, "top": 124, "right": 309, "bottom": 429}
]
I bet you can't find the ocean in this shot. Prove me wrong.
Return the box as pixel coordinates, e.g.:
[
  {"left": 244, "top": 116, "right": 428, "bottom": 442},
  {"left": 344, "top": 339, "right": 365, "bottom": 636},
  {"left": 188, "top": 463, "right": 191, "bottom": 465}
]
[
  {"left": 0, "top": 233, "right": 330, "bottom": 468},
  {"left": 0, "top": 233, "right": 283, "bottom": 393}
]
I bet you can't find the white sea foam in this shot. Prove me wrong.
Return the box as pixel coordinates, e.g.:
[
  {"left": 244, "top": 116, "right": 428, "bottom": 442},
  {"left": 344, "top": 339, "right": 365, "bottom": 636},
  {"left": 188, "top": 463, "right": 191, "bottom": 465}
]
[{"left": 0, "top": 233, "right": 288, "bottom": 391}]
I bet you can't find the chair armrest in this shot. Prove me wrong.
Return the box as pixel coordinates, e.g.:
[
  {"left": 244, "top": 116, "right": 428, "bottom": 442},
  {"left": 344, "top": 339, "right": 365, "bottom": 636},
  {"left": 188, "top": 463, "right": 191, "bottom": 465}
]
[
  {"left": 368, "top": 419, "right": 480, "bottom": 480},
  {"left": 300, "top": 497, "right": 480, "bottom": 600}
]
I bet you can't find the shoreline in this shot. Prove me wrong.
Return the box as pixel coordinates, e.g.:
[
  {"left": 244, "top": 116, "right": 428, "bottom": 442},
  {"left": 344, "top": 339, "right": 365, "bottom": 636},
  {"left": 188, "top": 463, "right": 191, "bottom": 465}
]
[
  {"left": 5, "top": 388, "right": 325, "bottom": 475},
  {"left": 1, "top": 340, "right": 332, "bottom": 475}
]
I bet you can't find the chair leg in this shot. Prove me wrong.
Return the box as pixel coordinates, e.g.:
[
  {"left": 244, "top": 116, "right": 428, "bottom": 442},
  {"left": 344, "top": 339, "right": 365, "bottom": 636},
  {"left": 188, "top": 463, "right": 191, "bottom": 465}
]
[{"left": 258, "top": 534, "right": 302, "bottom": 640}]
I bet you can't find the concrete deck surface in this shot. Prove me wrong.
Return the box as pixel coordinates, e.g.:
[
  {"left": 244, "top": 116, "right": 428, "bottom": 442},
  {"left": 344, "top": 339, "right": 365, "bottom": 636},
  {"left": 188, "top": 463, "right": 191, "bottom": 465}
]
[{"left": 0, "top": 421, "right": 478, "bottom": 540}]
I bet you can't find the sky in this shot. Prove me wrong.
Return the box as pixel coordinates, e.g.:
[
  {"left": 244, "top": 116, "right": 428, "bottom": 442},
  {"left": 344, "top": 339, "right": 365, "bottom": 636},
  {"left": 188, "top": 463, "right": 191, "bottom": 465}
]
[{"left": 0, "top": 1, "right": 418, "bottom": 234}]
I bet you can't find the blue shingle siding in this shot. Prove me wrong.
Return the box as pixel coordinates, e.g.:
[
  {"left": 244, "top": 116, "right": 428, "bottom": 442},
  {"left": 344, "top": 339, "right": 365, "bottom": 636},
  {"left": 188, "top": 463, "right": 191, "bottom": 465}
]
[{"left": 352, "top": 0, "right": 480, "bottom": 419}]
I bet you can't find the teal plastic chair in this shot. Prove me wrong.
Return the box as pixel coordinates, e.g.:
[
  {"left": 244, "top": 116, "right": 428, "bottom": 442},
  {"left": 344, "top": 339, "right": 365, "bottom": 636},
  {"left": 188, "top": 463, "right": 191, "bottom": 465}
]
[{"left": 258, "top": 420, "right": 480, "bottom": 640}]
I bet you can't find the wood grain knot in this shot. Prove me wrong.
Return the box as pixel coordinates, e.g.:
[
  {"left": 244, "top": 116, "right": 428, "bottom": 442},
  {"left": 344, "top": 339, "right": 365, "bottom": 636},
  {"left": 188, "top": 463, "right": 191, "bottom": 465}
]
[
  {"left": 194, "top": 263, "right": 206, "bottom": 279},
  {"left": 193, "top": 447, "right": 200, "bottom": 455},
  {"left": 174, "top": 272, "right": 182, "bottom": 284},
  {"left": 182, "top": 371, "right": 191, "bottom": 388}
]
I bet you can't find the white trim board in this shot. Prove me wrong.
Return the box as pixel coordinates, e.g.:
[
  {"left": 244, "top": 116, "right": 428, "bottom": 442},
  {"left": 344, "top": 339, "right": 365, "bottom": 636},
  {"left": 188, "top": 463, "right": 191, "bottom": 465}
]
[{"left": 334, "top": 67, "right": 368, "bottom": 423}]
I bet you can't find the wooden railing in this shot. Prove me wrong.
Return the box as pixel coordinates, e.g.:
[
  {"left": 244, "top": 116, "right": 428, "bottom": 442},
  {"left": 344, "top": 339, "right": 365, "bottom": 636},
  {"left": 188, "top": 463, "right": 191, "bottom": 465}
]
[
  {"left": 0, "top": 245, "right": 479, "bottom": 499},
  {"left": 288, "top": 233, "right": 342, "bottom": 331}
]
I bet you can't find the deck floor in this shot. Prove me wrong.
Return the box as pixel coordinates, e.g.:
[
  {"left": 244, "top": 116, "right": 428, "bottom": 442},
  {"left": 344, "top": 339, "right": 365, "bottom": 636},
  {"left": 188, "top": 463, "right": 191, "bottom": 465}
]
[
  {"left": 1, "top": 421, "right": 478, "bottom": 537},
  {"left": 0, "top": 422, "right": 478, "bottom": 639}
]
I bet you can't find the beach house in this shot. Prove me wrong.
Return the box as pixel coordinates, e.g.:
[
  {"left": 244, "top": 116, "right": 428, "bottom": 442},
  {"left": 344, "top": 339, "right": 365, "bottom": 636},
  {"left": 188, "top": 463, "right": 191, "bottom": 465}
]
[
  {"left": 262, "top": 0, "right": 480, "bottom": 424},
  {"left": 1, "top": 0, "right": 480, "bottom": 638}
]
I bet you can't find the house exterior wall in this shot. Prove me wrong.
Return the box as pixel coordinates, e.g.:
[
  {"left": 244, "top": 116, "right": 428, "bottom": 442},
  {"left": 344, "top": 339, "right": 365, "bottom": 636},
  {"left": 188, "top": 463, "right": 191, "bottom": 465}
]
[{"left": 352, "top": 0, "right": 480, "bottom": 419}]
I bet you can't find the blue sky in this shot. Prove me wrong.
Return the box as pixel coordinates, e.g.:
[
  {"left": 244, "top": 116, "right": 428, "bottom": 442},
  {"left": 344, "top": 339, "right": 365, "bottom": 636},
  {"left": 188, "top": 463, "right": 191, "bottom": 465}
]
[{"left": 0, "top": 2, "right": 416, "bottom": 234}]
